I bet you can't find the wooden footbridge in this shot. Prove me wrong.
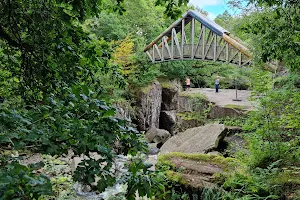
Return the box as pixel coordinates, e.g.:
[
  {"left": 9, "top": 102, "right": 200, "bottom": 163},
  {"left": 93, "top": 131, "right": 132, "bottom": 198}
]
[{"left": 144, "top": 10, "right": 252, "bottom": 66}]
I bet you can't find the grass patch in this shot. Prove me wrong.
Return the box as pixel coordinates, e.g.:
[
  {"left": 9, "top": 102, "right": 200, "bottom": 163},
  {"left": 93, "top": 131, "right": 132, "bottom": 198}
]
[
  {"left": 158, "top": 152, "right": 241, "bottom": 170},
  {"left": 177, "top": 112, "right": 205, "bottom": 121},
  {"left": 179, "top": 92, "right": 208, "bottom": 101},
  {"left": 270, "top": 167, "right": 300, "bottom": 186},
  {"left": 140, "top": 84, "right": 152, "bottom": 94},
  {"left": 165, "top": 170, "right": 186, "bottom": 184},
  {"left": 224, "top": 104, "right": 248, "bottom": 110},
  {"left": 158, "top": 78, "right": 182, "bottom": 90},
  {"left": 210, "top": 116, "right": 247, "bottom": 127},
  {"left": 160, "top": 82, "right": 173, "bottom": 89}
]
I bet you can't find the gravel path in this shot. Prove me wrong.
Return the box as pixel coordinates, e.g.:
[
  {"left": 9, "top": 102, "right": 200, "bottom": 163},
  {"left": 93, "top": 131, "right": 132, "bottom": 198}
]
[{"left": 184, "top": 88, "right": 255, "bottom": 110}]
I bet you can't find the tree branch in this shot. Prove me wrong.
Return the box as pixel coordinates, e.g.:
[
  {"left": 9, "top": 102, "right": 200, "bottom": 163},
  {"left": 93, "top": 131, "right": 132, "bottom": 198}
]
[{"left": 0, "top": 25, "right": 20, "bottom": 48}]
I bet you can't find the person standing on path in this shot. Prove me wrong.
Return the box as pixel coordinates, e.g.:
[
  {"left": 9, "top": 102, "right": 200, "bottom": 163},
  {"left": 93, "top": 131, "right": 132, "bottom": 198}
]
[
  {"left": 185, "top": 76, "right": 190, "bottom": 91},
  {"left": 215, "top": 76, "right": 220, "bottom": 93}
]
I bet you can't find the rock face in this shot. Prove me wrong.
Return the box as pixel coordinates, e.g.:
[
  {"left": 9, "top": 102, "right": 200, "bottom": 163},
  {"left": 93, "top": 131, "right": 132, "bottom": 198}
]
[
  {"left": 161, "top": 87, "right": 179, "bottom": 111},
  {"left": 170, "top": 157, "right": 223, "bottom": 189},
  {"left": 157, "top": 153, "right": 234, "bottom": 191},
  {"left": 160, "top": 78, "right": 183, "bottom": 111},
  {"left": 177, "top": 95, "right": 196, "bottom": 112},
  {"left": 209, "top": 105, "right": 247, "bottom": 119},
  {"left": 160, "top": 124, "right": 226, "bottom": 154},
  {"left": 175, "top": 114, "right": 205, "bottom": 133},
  {"left": 145, "top": 128, "right": 171, "bottom": 144},
  {"left": 136, "top": 81, "right": 162, "bottom": 131}
]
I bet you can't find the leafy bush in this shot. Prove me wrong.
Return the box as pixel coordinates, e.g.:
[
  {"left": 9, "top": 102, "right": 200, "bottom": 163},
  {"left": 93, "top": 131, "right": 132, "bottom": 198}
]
[
  {"left": 222, "top": 160, "right": 285, "bottom": 199},
  {"left": 243, "top": 87, "right": 300, "bottom": 168},
  {"left": 0, "top": 85, "right": 152, "bottom": 197},
  {"left": 0, "top": 161, "right": 53, "bottom": 199},
  {"left": 217, "top": 116, "right": 247, "bottom": 127}
]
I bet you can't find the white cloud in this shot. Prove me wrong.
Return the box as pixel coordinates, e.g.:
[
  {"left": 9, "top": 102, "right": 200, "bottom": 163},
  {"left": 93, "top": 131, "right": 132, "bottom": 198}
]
[
  {"left": 207, "top": 12, "right": 217, "bottom": 20},
  {"left": 188, "top": 0, "right": 222, "bottom": 7}
]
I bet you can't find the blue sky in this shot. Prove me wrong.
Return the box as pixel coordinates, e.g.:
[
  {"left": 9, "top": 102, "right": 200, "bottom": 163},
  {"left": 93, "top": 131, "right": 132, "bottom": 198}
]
[{"left": 188, "top": 0, "right": 236, "bottom": 20}]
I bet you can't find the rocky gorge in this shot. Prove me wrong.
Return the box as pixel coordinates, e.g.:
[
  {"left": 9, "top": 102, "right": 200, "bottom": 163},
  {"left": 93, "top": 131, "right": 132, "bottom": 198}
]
[
  {"left": 130, "top": 80, "right": 252, "bottom": 153},
  {"left": 118, "top": 79, "right": 254, "bottom": 194}
]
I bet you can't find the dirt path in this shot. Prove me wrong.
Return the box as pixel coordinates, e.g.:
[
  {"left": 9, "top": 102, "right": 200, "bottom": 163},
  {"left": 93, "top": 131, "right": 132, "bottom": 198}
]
[{"left": 184, "top": 88, "right": 255, "bottom": 110}]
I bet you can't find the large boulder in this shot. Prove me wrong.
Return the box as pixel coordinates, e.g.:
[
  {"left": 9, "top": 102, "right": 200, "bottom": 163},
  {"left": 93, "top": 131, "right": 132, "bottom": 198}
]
[
  {"left": 145, "top": 128, "right": 171, "bottom": 144},
  {"left": 209, "top": 105, "right": 247, "bottom": 119},
  {"left": 160, "top": 124, "right": 226, "bottom": 154},
  {"left": 157, "top": 153, "right": 236, "bottom": 191},
  {"left": 136, "top": 81, "right": 162, "bottom": 131}
]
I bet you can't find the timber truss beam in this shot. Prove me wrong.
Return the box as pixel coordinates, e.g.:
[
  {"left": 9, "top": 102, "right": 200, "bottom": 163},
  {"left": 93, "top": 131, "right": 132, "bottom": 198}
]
[{"left": 144, "top": 10, "right": 252, "bottom": 66}]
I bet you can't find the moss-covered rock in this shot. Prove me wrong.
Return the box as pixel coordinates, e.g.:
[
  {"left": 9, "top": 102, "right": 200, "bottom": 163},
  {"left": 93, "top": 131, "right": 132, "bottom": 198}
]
[{"left": 157, "top": 152, "right": 240, "bottom": 191}]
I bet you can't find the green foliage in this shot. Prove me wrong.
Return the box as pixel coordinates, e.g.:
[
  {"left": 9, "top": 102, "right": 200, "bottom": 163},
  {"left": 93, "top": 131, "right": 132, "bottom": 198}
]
[
  {"left": 222, "top": 160, "right": 285, "bottom": 199},
  {"left": 161, "top": 61, "right": 252, "bottom": 89},
  {"left": 229, "top": 0, "right": 300, "bottom": 71},
  {"left": 0, "top": 85, "right": 149, "bottom": 195},
  {"left": 155, "top": 0, "right": 189, "bottom": 19},
  {"left": 201, "top": 187, "right": 223, "bottom": 200},
  {"left": 243, "top": 87, "right": 300, "bottom": 167},
  {"left": 217, "top": 116, "right": 247, "bottom": 127},
  {"left": 179, "top": 92, "right": 209, "bottom": 110},
  {"left": 157, "top": 152, "right": 239, "bottom": 170},
  {"left": 177, "top": 112, "right": 205, "bottom": 121},
  {"left": 39, "top": 155, "right": 76, "bottom": 200},
  {"left": 130, "top": 64, "right": 163, "bottom": 87},
  {"left": 0, "top": 1, "right": 112, "bottom": 102},
  {"left": 0, "top": 161, "right": 53, "bottom": 200},
  {"left": 160, "top": 61, "right": 193, "bottom": 81}
]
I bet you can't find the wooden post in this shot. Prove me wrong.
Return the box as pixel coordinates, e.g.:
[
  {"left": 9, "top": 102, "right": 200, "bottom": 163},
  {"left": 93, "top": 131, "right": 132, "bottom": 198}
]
[
  {"left": 154, "top": 44, "right": 162, "bottom": 60},
  {"left": 202, "top": 26, "right": 206, "bottom": 60},
  {"left": 173, "top": 28, "right": 182, "bottom": 58},
  {"left": 162, "top": 37, "right": 165, "bottom": 61},
  {"left": 191, "top": 18, "right": 195, "bottom": 58},
  {"left": 226, "top": 43, "right": 229, "bottom": 62},
  {"left": 146, "top": 51, "right": 154, "bottom": 62},
  {"left": 163, "top": 37, "right": 172, "bottom": 59},
  {"left": 181, "top": 19, "right": 185, "bottom": 59},
  {"left": 204, "top": 32, "right": 215, "bottom": 58},
  {"left": 213, "top": 34, "right": 217, "bottom": 61},
  {"left": 171, "top": 29, "right": 174, "bottom": 59}
]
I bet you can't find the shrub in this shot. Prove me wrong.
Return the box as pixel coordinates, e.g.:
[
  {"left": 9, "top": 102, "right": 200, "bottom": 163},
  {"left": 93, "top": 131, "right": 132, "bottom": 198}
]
[{"left": 0, "top": 161, "right": 53, "bottom": 199}]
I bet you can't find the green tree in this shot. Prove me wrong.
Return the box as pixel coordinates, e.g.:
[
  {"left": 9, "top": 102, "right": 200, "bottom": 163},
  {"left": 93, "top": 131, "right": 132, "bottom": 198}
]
[
  {"left": 228, "top": 0, "right": 300, "bottom": 71},
  {"left": 0, "top": 0, "right": 193, "bottom": 199}
]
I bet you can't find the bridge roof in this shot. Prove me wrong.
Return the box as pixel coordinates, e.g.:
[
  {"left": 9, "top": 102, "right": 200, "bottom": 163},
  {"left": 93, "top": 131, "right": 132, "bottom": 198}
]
[
  {"left": 187, "top": 10, "right": 229, "bottom": 36},
  {"left": 144, "top": 10, "right": 230, "bottom": 52},
  {"left": 144, "top": 9, "right": 252, "bottom": 62}
]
